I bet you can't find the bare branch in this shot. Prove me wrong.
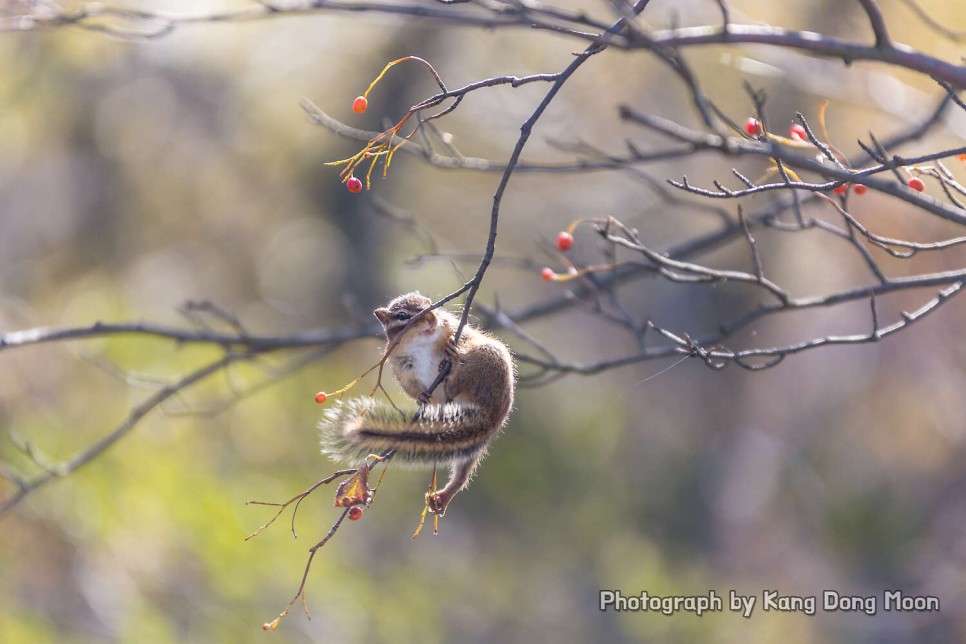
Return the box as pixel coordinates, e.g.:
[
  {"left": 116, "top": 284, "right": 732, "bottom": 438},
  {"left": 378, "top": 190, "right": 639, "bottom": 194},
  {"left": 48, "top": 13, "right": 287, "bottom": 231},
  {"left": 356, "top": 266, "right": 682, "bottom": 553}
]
[
  {"left": 635, "top": 24, "right": 966, "bottom": 89},
  {"left": 1, "top": 352, "right": 245, "bottom": 516},
  {"left": 898, "top": 0, "right": 966, "bottom": 42},
  {"left": 620, "top": 107, "right": 966, "bottom": 226},
  {"left": 856, "top": 0, "right": 892, "bottom": 48},
  {"left": 0, "top": 319, "right": 379, "bottom": 353}
]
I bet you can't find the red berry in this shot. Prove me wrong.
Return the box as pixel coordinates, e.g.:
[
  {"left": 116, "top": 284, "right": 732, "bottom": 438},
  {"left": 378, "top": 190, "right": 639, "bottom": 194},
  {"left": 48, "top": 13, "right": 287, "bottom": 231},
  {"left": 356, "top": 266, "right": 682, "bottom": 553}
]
[
  {"left": 540, "top": 267, "right": 555, "bottom": 282},
  {"left": 789, "top": 124, "right": 807, "bottom": 141},
  {"left": 556, "top": 231, "right": 574, "bottom": 251},
  {"left": 346, "top": 176, "right": 363, "bottom": 193},
  {"left": 315, "top": 391, "right": 328, "bottom": 404},
  {"left": 352, "top": 96, "right": 368, "bottom": 113},
  {"left": 348, "top": 506, "right": 364, "bottom": 521},
  {"left": 262, "top": 623, "right": 273, "bottom": 631},
  {"left": 908, "top": 177, "right": 925, "bottom": 192},
  {"left": 833, "top": 183, "right": 848, "bottom": 195},
  {"left": 744, "top": 118, "right": 762, "bottom": 136},
  {"left": 853, "top": 184, "right": 868, "bottom": 195}
]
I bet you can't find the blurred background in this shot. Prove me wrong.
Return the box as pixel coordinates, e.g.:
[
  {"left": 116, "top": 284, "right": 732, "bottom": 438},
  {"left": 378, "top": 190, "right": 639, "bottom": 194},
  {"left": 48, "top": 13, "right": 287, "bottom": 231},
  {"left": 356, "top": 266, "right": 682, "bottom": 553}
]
[{"left": 1, "top": 0, "right": 965, "bottom": 641}]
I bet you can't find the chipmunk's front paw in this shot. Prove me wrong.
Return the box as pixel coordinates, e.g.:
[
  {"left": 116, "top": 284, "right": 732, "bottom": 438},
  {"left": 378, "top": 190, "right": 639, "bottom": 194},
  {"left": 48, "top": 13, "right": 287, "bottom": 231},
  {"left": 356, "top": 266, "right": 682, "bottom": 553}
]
[{"left": 443, "top": 337, "right": 459, "bottom": 361}]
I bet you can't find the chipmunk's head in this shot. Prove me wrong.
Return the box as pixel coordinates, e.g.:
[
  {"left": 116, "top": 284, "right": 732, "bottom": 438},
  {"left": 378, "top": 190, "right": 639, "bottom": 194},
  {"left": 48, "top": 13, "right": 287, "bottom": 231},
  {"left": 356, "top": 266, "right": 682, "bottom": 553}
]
[{"left": 374, "top": 292, "right": 436, "bottom": 341}]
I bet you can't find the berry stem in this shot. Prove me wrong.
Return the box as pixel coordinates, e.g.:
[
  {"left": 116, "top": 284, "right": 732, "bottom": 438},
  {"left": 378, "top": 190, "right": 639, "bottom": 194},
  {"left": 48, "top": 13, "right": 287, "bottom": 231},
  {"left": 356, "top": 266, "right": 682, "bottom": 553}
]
[{"left": 361, "top": 56, "right": 446, "bottom": 100}]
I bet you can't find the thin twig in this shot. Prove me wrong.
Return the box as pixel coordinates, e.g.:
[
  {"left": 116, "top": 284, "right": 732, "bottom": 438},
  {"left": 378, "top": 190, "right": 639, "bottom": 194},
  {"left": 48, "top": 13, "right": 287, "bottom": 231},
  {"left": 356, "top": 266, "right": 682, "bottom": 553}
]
[{"left": 1, "top": 352, "right": 245, "bottom": 516}]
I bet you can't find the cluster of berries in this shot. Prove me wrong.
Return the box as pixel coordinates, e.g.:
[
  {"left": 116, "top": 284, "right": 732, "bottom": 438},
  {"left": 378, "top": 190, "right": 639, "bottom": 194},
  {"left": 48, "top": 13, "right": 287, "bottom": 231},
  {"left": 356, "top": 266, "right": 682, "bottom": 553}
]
[
  {"left": 540, "top": 232, "right": 575, "bottom": 281},
  {"left": 341, "top": 97, "right": 371, "bottom": 193},
  {"left": 744, "top": 117, "right": 927, "bottom": 195}
]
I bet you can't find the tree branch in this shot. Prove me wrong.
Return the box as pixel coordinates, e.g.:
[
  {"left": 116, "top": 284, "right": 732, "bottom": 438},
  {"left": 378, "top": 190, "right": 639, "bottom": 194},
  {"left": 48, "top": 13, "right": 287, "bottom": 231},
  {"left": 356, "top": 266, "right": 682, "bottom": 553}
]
[{"left": 1, "top": 352, "right": 246, "bottom": 516}]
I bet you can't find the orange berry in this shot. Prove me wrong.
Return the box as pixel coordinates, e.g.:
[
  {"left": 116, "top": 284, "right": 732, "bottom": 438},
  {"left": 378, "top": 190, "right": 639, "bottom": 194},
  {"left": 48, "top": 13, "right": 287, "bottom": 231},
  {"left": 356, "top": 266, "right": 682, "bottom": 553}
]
[
  {"left": 853, "top": 184, "right": 868, "bottom": 195},
  {"left": 348, "top": 506, "right": 364, "bottom": 521},
  {"left": 315, "top": 391, "right": 328, "bottom": 404},
  {"left": 744, "top": 118, "right": 762, "bottom": 136},
  {"left": 908, "top": 177, "right": 925, "bottom": 192},
  {"left": 540, "top": 267, "right": 555, "bottom": 282},
  {"left": 833, "top": 183, "right": 848, "bottom": 195},
  {"left": 346, "top": 176, "right": 363, "bottom": 193},
  {"left": 352, "top": 96, "right": 368, "bottom": 113},
  {"left": 556, "top": 231, "right": 574, "bottom": 251},
  {"left": 788, "top": 124, "right": 807, "bottom": 141}
]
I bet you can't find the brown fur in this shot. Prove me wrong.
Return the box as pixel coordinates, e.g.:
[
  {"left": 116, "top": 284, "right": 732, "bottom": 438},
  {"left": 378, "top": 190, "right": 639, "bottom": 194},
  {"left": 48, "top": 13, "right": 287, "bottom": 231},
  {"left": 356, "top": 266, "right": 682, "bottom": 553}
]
[{"left": 321, "top": 292, "right": 516, "bottom": 515}]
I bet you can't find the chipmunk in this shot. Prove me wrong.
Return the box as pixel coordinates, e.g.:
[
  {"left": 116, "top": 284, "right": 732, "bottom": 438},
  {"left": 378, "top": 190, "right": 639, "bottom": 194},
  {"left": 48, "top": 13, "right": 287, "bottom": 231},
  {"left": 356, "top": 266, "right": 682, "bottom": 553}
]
[{"left": 319, "top": 292, "right": 516, "bottom": 516}]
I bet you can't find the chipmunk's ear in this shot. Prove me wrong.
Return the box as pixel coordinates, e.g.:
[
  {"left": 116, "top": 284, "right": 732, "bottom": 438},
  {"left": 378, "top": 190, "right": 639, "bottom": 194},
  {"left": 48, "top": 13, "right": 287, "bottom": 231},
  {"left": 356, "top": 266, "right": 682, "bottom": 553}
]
[{"left": 373, "top": 307, "right": 391, "bottom": 325}]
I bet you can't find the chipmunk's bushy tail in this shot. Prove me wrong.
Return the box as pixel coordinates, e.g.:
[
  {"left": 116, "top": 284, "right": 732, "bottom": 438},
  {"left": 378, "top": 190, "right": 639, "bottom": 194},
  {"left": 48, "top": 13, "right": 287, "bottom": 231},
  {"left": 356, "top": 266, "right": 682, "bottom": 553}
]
[{"left": 319, "top": 398, "right": 493, "bottom": 465}]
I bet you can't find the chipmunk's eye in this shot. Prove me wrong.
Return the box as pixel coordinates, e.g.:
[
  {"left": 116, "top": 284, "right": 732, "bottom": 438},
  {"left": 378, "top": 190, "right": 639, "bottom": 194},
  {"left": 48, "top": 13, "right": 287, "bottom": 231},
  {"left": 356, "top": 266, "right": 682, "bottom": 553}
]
[{"left": 394, "top": 312, "right": 411, "bottom": 321}]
